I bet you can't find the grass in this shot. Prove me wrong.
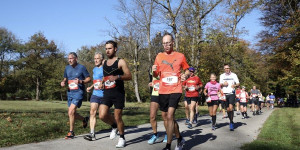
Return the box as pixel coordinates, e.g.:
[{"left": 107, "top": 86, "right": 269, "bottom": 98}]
[
  {"left": 0, "top": 100, "right": 208, "bottom": 147},
  {"left": 241, "top": 107, "right": 300, "bottom": 150}
]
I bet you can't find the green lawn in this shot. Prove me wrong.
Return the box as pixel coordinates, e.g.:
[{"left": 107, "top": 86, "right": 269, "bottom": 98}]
[
  {"left": 241, "top": 107, "right": 300, "bottom": 150},
  {"left": 0, "top": 100, "right": 208, "bottom": 147}
]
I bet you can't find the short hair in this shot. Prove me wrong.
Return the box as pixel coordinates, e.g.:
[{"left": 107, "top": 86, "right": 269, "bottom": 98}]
[
  {"left": 210, "top": 73, "right": 216, "bottom": 77},
  {"left": 95, "top": 51, "right": 104, "bottom": 58},
  {"left": 224, "top": 64, "right": 230, "bottom": 67},
  {"left": 105, "top": 40, "right": 118, "bottom": 48},
  {"left": 163, "top": 32, "right": 174, "bottom": 41},
  {"left": 68, "top": 52, "right": 77, "bottom": 58}
]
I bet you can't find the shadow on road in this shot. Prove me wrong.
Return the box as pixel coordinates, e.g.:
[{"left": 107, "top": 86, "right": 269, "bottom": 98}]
[{"left": 181, "top": 128, "right": 217, "bottom": 149}]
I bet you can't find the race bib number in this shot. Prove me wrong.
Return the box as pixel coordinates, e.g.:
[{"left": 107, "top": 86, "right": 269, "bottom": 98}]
[
  {"left": 93, "top": 79, "right": 102, "bottom": 90},
  {"left": 161, "top": 72, "right": 179, "bottom": 86},
  {"left": 103, "top": 76, "right": 116, "bottom": 89},
  {"left": 68, "top": 80, "right": 78, "bottom": 90},
  {"left": 153, "top": 80, "right": 160, "bottom": 91},
  {"left": 188, "top": 86, "right": 196, "bottom": 92},
  {"left": 206, "top": 97, "right": 211, "bottom": 103}
]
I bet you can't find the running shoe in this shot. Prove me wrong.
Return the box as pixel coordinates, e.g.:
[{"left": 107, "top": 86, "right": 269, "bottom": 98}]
[
  {"left": 84, "top": 133, "right": 96, "bottom": 141},
  {"left": 242, "top": 116, "right": 245, "bottom": 119},
  {"left": 212, "top": 125, "right": 216, "bottom": 131},
  {"left": 65, "top": 131, "right": 75, "bottom": 139},
  {"left": 185, "top": 119, "right": 190, "bottom": 125},
  {"left": 253, "top": 112, "right": 256, "bottom": 116},
  {"left": 256, "top": 111, "right": 260, "bottom": 115},
  {"left": 116, "top": 137, "right": 126, "bottom": 148},
  {"left": 229, "top": 123, "right": 234, "bottom": 131},
  {"left": 237, "top": 112, "right": 240, "bottom": 115},
  {"left": 193, "top": 114, "right": 198, "bottom": 124},
  {"left": 162, "top": 147, "right": 170, "bottom": 150},
  {"left": 83, "top": 116, "right": 89, "bottom": 128},
  {"left": 148, "top": 134, "right": 159, "bottom": 144},
  {"left": 187, "top": 123, "right": 193, "bottom": 129},
  {"left": 175, "top": 138, "right": 185, "bottom": 150},
  {"left": 110, "top": 128, "right": 118, "bottom": 139},
  {"left": 163, "top": 134, "right": 167, "bottom": 143}
]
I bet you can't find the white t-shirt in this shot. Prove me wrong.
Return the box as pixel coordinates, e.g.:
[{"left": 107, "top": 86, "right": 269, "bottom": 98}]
[{"left": 219, "top": 72, "right": 239, "bottom": 94}]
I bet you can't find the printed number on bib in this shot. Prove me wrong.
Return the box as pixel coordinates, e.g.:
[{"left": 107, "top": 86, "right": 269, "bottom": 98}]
[
  {"left": 153, "top": 80, "right": 160, "bottom": 91},
  {"left": 188, "top": 86, "right": 196, "bottom": 92},
  {"left": 68, "top": 80, "right": 78, "bottom": 90},
  {"left": 206, "top": 97, "right": 211, "bottom": 103},
  {"left": 93, "top": 79, "right": 102, "bottom": 90},
  {"left": 103, "top": 76, "right": 116, "bottom": 89},
  {"left": 161, "top": 72, "right": 178, "bottom": 86}
]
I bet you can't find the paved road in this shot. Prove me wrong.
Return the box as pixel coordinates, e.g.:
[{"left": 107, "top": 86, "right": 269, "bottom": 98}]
[{"left": 2, "top": 108, "right": 274, "bottom": 150}]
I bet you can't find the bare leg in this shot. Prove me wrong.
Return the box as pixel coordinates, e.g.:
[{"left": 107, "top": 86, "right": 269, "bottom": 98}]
[
  {"left": 99, "top": 104, "right": 115, "bottom": 125},
  {"left": 68, "top": 104, "right": 83, "bottom": 131},
  {"left": 189, "top": 101, "right": 196, "bottom": 123},
  {"left": 89, "top": 103, "right": 99, "bottom": 132},
  {"left": 149, "top": 102, "right": 159, "bottom": 134},
  {"left": 184, "top": 101, "right": 189, "bottom": 120},
  {"left": 161, "top": 111, "right": 168, "bottom": 131},
  {"left": 114, "top": 109, "right": 124, "bottom": 135},
  {"left": 166, "top": 107, "right": 177, "bottom": 144}
]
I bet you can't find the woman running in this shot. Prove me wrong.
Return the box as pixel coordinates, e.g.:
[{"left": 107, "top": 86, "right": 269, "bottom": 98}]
[
  {"left": 204, "top": 73, "right": 223, "bottom": 130},
  {"left": 239, "top": 86, "right": 249, "bottom": 119}
]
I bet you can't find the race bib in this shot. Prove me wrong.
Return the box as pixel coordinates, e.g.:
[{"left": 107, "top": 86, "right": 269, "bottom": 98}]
[
  {"left": 68, "top": 80, "right": 78, "bottom": 90},
  {"left": 153, "top": 80, "right": 160, "bottom": 91},
  {"left": 93, "top": 79, "right": 102, "bottom": 90},
  {"left": 103, "top": 76, "right": 116, "bottom": 89},
  {"left": 188, "top": 86, "right": 196, "bottom": 92},
  {"left": 206, "top": 97, "right": 211, "bottom": 103},
  {"left": 161, "top": 72, "right": 178, "bottom": 86}
]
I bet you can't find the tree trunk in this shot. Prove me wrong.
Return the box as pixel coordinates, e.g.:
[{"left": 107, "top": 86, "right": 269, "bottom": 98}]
[
  {"left": 133, "top": 41, "right": 141, "bottom": 103},
  {"left": 35, "top": 77, "right": 40, "bottom": 101}
]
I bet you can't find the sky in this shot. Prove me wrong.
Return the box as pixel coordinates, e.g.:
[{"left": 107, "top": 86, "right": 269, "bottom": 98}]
[{"left": 0, "top": 0, "right": 263, "bottom": 53}]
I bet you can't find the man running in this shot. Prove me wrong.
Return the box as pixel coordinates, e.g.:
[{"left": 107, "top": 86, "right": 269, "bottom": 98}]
[
  {"left": 84, "top": 52, "right": 105, "bottom": 141},
  {"left": 220, "top": 64, "right": 240, "bottom": 131},
  {"left": 61, "top": 52, "right": 90, "bottom": 139},
  {"left": 99, "top": 40, "right": 132, "bottom": 148},
  {"left": 269, "top": 93, "right": 275, "bottom": 109},
  {"left": 183, "top": 67, "right": 202, "bottom": 129},
  {"left": 148, "top": 67, "right": 168, "bottom": 144},
  {"left": 250, "top": 86, "right": 260, "bottom": 115},
  {"left": 153, "top": 33, "right": 189, "bottom": 150}
]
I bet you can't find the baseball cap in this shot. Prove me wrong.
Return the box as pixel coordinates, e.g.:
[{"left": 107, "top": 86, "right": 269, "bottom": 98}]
[{"left": 189, "top": 67, "right": 195, "bottom": 72}]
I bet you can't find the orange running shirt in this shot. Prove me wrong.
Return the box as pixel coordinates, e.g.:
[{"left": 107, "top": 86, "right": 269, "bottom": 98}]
[
  {"left": 154, "top": 52, "right": 189, "bottom": 94},
  {"left": 183, "top": 76, "right": 202, "bottom": 97}
]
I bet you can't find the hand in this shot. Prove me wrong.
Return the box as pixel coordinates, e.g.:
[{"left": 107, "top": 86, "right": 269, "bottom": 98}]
[
  {"left": 99, "top": 82, "right": 104, "bottom": 89},
  {"left": 204, "top": 93, "right": 207, "bottom": 96},
  {"left": 86, "top": 87, "right": 92, "bottom": 93},
  {"left": 152, "top": 65, "right": 158, "bottom": 72},
  {"left": 181, "top": 73, "right": 187, "bottom": 81},
  {"left": 74, "top": 78, "right": 80, "bottom": 84},
  {"left": 60, "top": 81, "right": 65, "bottom": 87},
  {"left": 184, "top": 86, "right": 188, "bottom": 90},
  {"left": 108, "top": 76, "right": 118, "bottom": 82},
  {"left": 148, "top": 82, "right": 153, "bottom": 87},
  {"left": 223, "top": 81, "right": 228, "bottom": 87},
  {"left": 195, "top": 85, "right": 200, "bottom": 91}
]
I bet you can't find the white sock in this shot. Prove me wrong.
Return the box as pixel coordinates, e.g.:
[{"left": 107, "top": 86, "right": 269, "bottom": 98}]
[{"left": 91, "top": 129, "right": 94, "bottom": 134}]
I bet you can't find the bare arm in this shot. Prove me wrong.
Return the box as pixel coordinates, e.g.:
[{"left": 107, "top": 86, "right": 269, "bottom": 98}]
[
  {"left": 119, "top": 59, "right": 132, "bottom": 81},
  {"left": 61, "top": 78, "right": 67, "bottom": 87},
  {"left": 204, "top": 88, "right": 208, "bottom": 96}
]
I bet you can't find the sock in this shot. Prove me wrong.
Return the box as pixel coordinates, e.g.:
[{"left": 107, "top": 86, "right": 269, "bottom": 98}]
[
  {"left": 91, "top": 129, "right": 94, "bottom": 134},
  {"left": 166, "top": 143, "right": 171, "bottom": 149},
  {"left": 120, "top": 134, "right": 125, "bottom": 140},
  {"left": 242, "top": 112, "right": 245, "bottom": 117},
  {"left": 177, "top": 135, "right": 182, "bottom": 142},
  {"left": 245, "top": 112, "right": 248, "bottom": 117},
  {"left": 229, "top": 111, "right": 233, "bottom": 123},
  {"left": 111, "top": 123, "right": 117, "bottom": 128},
  {"left": 154, "top": 133, "right": 158, "bottom": 136},
  {"left": 212, "top": 115, "right": 216, "bottom": 125}
]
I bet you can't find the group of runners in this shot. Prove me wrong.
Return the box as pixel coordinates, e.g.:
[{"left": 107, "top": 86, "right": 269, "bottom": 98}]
[{"left": 60, "top": 33, "right": 275, "bottom": 150}]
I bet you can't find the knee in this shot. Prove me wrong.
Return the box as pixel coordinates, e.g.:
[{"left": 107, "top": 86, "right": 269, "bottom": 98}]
[
  {"left": 150, "top": 114, "right": 156, "bottom": 122},
  {"left": 68, "top": 109, "right": 75, "bottom": 116},
  {"left": 167, "top": 114, "right": 174, "bottom": 121},
  {"left": 90, "top": 110, "right": 97, "bottom": 116}
]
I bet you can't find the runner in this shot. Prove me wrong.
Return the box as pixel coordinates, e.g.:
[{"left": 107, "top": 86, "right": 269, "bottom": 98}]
[
  {"left": 98, "top": 40, "right": 132, "bottom": 148},
  {"left": 204, "top": 73, "right": 222, "bottom": 130},
  {"left": 258, "top": 90, "right": 264, "bottom": 114},
  {"left": 182, "top": 67, "right": 202, "bottom": 129},
  {"left": 148, "top": 67, "right": 168, "bottom": 144},
  {"left": 250, "top": 86, "right": 260, "bottom": 115},
  {"left": 266, "top": 94, "right": 270, "bottom": 109},
  {"left": 235, "top": 86, "right": 241, "bottom": 115},
  {"left": 60, "top": 52, "right": 91, "bottom": 139},
  {"left": 239, "top": 86, "right": 249, "bottom": 119},
  {"left": 194, "top": 88, "right": 203, "bottom": 124},
  {"left": 152, "top": 33, "right": 189, "bottom": 150},
  {"left": 269, "top": 93, "right": 275, "bottom": 109},
  {"left": 220, "top": 64, "right": 240, "bottom": 131},
  {"left": 84, "top": 52, "right": 105, "bottom": 141},
  {"left": 218, "top": 93, "right": 227, "bottom": 119}
]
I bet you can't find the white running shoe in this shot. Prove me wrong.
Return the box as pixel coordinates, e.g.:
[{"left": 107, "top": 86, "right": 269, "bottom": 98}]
[
  {"left": 175, "top": 138, "right": 185, "bottom": 150},
  {"left": 110, "top": 128, "right": 118, "bottom": 140},
  {"left": 116, "top": 138, "right": 126, "bottom": 148}
]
